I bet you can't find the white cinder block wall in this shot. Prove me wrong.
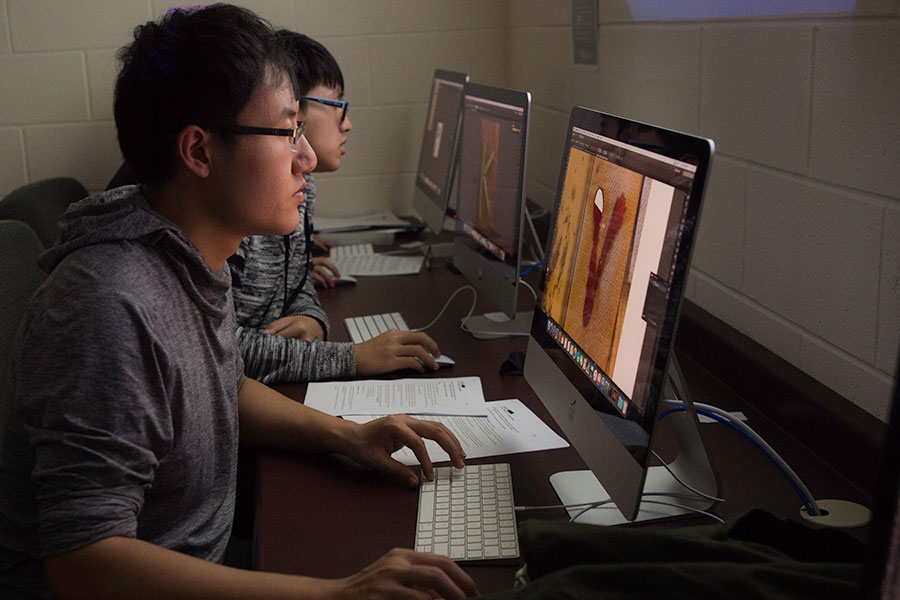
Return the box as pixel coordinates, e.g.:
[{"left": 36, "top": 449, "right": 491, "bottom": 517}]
[
  {"left": 0, "top": 0, "right": 509, "bottom": 203},
  {"left": 0, "top": 0, "right": 509, "bottom": 198},
  {"left": 1, "top": 1, "right": 898, "bottom": 422},
  {"left": 507, "top": 0, "right": 900, "bottom": 423},
  {"left": 296, "top": 0, "right": 509, "bottom": 216}
]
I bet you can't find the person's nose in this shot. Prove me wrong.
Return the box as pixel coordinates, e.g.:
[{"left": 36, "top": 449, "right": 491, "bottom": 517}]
[
  {"left": 293, "top": 135, "right": 318, "bottom": 173},
  {"left": 341, "top": 116, "right": 352, "bottom": 133}
]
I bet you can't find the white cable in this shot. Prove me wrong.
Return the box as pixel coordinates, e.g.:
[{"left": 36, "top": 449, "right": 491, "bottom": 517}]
[
  {"left": 663, "top": 399, "right": 821, "bottom": 516},
  {"left": 515, "top": 500, "right": 612, "bottom": 512},
  {"left": 410, "top": 285, "right": 476, "bottom": 333},
  {"left": 567, "top": 499, "right": 617, "bottom": 522},
  {"left": 568, "top": 497, "right": 724, "bottom": 524},
  {"left": 458, "top": 280, "right": 535, "bottom": 338},
  {"left": 650, "top": 449, "right": 726, "bottom": 503},
  {"left": 517, "top": 492, "right": 722, "bottom": 531},
  {"left": 515, "top": 492, "right": 706, "bottom": 513},
  {"left": 518, "top": 278, "right": 537, "bottom": 302},
  {"left": 637, "top": 499, "right": 725, "bottom": 524}
]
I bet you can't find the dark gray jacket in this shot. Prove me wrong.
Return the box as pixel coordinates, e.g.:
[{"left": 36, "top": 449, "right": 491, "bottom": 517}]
[{"left": 0, "top": 186, "right": 243, "bottom": 598}]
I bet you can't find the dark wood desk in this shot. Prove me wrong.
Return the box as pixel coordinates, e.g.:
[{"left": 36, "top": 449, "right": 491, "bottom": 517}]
[{"left": 252, "top": 258, "right": 872, "bottom": 593}]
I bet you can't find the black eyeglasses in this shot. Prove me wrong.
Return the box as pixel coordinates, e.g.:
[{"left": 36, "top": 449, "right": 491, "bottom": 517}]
[
  {"left": 222, "top": 121, "right": 307, "bottom": 152},
  {"left": 301, "top": 96, "right": 349, "bottom": 122}
]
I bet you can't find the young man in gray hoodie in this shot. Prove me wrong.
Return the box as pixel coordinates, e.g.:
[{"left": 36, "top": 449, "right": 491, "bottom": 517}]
[{"left": 0, "top": 5, "right": 475, "bottom": 599}]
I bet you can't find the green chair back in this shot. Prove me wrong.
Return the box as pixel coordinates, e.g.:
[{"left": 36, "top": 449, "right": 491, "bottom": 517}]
[
  {"left": 0, "top": 178, "right": 88, "bottom": 248},
  {"left": 0, "top": 220, "right": 46, "bottom": 413}
]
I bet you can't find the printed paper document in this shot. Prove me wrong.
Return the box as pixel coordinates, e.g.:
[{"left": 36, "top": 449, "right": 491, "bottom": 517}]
[
  {"left": 346, "top": 399, "right": 569, "bottom": 465},
  {"left": 315, "top": 211, "right": 408, "bottom": 233},
  {"left": 304, "top": 376, "right": 486, "bottom": 417}
]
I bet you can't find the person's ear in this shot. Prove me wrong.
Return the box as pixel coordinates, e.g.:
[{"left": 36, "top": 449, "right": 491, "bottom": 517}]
[{"left": 175, "top": 125, "right": 213, "bottom": 178}]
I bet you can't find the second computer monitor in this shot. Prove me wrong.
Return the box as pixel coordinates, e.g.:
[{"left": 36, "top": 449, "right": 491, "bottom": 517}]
[
  {"left": 452, "top": 82, "right": 530, "bottom": 329},
  {"left": 525, "top": 107, "right": 716, "bottom": 523},
  {"left": 413, "top": 69, "right": 468, "bottom": 234}
]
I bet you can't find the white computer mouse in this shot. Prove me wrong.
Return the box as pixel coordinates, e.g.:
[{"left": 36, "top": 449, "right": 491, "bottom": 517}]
[
  {"left": 414, "top": 354, "right": 455, "bottom": 369},
  {"left": 332, "top": 274, "right": 357, "bottom": 285},
  {"left": 435, "top": 354, "right": 455, "bottom": 367}
]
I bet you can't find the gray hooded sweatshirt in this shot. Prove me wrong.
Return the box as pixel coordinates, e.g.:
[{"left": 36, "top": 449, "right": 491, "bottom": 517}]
[{"left": 0, "top": 186, "right": 243, "bottom": 598}]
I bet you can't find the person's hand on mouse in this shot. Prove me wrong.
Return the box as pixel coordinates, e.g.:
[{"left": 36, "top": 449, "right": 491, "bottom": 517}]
[
  {"left": 354, "top": 330, "right": 441, "bottom": 375},
  {"left": 311, "top": 256, "right": 341, "bottom": 287}
]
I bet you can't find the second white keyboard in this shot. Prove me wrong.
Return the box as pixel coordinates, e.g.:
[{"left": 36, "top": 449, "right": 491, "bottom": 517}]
[
  {"left": 329, "top": 243, "right": 374, "bottom": 259},
  {"left": 415, "top": 464, "right": 519, "bottom": 562},
  {"left": 344, "top": 312, "right": 409, "bottom": 343}
]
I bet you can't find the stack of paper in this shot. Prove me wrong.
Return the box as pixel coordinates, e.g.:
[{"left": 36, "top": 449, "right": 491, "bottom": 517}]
[
  {"left": 314, "top": 211, "right": 419, "bottom": 235},
  {"left": 316, "top": 212, "right": 422, "bottom": 252},
  {"left": 304, "top": 377, "right": 569, "bottom": 464},
  {"left": 328, "top": 242, "right": 424, "bottom": 276},
  {"left": 304, "top": 377, "right": 487, "bottom": 417},
  {"left": 345, "top": 400, "right": 569, "bottom": 466}
]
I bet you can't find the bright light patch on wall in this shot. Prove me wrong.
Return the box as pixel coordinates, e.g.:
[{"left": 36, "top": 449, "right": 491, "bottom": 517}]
[{"left": 624, "top": 0, "right": 856, "bottom": 20}]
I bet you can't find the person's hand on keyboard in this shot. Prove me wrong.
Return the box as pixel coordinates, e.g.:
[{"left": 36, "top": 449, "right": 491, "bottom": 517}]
[
  {"left": 343, "top": 413, "right": 465, "bottom": 486},
  {"left": 312, "top": 233, "right": 334, "bottom": 252},
  {"left": 332, "top": 548, "right": 477, "bottom": 599},
  {"left": 354, "top": 330, "right": 442, "bottom": 375},
  {"left": 263, "top": 315, "right": 324, "bottom": 341}
]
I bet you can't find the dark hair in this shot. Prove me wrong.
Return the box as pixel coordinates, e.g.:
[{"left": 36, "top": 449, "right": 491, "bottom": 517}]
[
  {"left": 114, "top": 4, "right": 297, "bottom": 185},
  {"left": 275, "top": 31, "right": 344, "bottom": 97}
]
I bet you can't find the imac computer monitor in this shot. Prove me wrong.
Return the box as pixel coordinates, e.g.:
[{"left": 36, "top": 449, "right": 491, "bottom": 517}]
[
  {"left": 452, "top": 82, "right": 531, "bottom": 338},
  {"left": 524, "top": 107, "right": 717, "bottom": 524},
  {"left": 413, "top": 69, "right": 469, "bottom": 235}
]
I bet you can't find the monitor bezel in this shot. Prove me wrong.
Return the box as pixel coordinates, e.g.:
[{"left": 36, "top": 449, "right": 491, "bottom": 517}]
[
  {"left": 412, "top": 69, "right": 469, "bottom": 234},
  {"left": 525, "top": 106, "right": 714, "bottom": 520},
  {"left": 451, "top": 82, "right": 531, "bottom": 319}
]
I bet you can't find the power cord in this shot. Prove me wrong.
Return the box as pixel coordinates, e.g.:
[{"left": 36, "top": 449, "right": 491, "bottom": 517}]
[
  {"left": 410, "top": 285, "right": 477, "bottom": 333},
  {"left": 650, "top": 449, "right": 725, "bottom": 503},
  {"left": 519, "top": 261, "right": 542, "bottom": 278},
  {"left": 458, "top": 277, "right": 537, "bottom": 338},
  {"left": 519, "top": 278, "right": 537, "bottom": 302},
  {"left": 515, "top": 492, "right": 725, "bottom": 524},
  {"left": 411, "top": 279, "right": 536, "bottom": 338},
  {"left": 659, "top": 399, "right": 821, "bottom": 516},
  {"left": 515, "top": 492, "right": 705, "bottom": 513}
]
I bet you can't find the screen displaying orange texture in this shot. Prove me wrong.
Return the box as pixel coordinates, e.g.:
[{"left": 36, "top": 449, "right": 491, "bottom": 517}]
[
  {"left": 477, "top": 118, "right": 500, "bottom": 239},
  {"left": 542, "top": 149, "right": 644, "bottom": 375}
]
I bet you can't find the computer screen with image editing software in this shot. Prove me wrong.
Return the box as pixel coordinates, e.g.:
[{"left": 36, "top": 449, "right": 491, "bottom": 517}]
[
  {"left": 413, "top": 69, "right": 468, "bottom": 235},
  {"left": 525, "top": 107, "right": 717, "bottom": 524},
  {"left": 452, "top": 82, "right": 531, "bottom": 338}
]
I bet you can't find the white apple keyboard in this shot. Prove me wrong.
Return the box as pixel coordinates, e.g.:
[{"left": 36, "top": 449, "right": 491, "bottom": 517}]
[{"left": 415, "top": 463, "right": 519, "bottom": 561}]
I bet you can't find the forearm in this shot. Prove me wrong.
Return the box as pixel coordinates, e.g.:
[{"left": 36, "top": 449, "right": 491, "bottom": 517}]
[
  {"left": 236, "top": 326, "right": 355, "bottom": 384},
  {"left": 286, "top": 284, "right": 330, "bottom": 339},
  {"left": 237, "top": 376, "right": 358, "bottom": 453},
  {"left": 45, "top": 536, "right": 337, "bottom": 600}
]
